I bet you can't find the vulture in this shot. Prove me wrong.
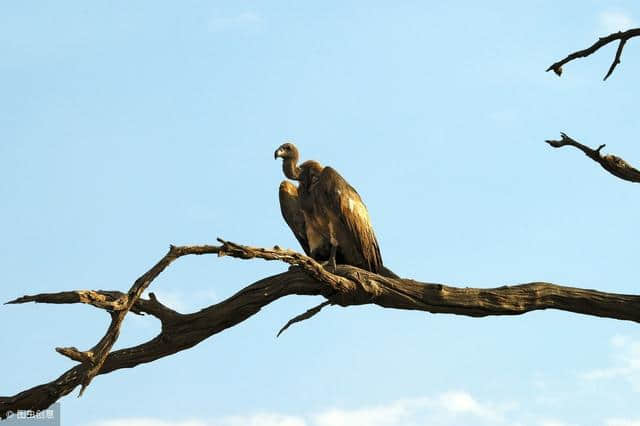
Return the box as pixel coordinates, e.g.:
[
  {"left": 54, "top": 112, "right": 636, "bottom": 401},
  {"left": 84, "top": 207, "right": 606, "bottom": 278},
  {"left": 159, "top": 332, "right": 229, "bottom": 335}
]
[{"left": 274, "top": 142, "right": 383, "bottom": 274}]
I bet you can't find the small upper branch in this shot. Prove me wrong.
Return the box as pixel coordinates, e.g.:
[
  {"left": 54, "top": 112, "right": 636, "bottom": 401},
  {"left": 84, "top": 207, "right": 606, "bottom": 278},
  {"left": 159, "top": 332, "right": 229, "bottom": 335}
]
[
  {"left": 56, "top": 347, "right": 95, "bottom": 364},
  {"left": 6, "top": 290, "right": 179, "bottom": 319},
  {"left": 547, "top": 28, "right": 640, "bottom": 80},
  {"left": 6, "top": 290, "right": 127, "bottom": 311},
  {"left": 217, "top": 238, "right": 356, "bottom": 295},
  {"left": 545, "top": 133, "right": 640, "bottom": 183}
]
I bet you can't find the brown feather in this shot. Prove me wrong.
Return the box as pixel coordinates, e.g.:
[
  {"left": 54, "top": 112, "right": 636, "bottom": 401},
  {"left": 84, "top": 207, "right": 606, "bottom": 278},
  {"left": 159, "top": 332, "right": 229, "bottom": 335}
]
[
  {"left": 275, "top": 145, "right": 381, "bottom": 270},
  {"left": 278, "top": 181, "right": 310, "bottom": 255},
  {"left": 297, "top": 161, "right": 332, "bottom": 261},
  {"left": 310, "top": 167, "right": 383, "bottom": 273},
  {"left": 279, "top": 177, "right": 331, "bottom": 261}
]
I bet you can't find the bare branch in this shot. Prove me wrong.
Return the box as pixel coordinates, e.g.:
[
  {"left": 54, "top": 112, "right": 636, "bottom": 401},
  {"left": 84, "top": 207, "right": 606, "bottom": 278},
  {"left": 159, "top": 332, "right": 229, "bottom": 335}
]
[
  {"left": 545, "top": 133, "right": 640, "bottom": 183},
  {"left": 6, "top": 290, "right": 127, "bottom": 311},
  {"left": 4, "top": 244, "right": 220, "bottom": 401},
  {"left": 277, "top": 301, "right": 332, "bottom": 337},
  {"left": 55, "top": 347, "right": 94, "bottom": 364},
  {"left": 547, "top": 28, "right": 640, "bottom": 80},
  {"left": 69, "top": 244, "right": 221, "bottom": 396},
  {"left": 4, "top": 241, "right": 640, "bottom": 417},
  {"left": 6, "top": 290, "right": 178, "bottom": 318},
  {"left": 216, "top": 238, "right": 355, "bottom": 294}
]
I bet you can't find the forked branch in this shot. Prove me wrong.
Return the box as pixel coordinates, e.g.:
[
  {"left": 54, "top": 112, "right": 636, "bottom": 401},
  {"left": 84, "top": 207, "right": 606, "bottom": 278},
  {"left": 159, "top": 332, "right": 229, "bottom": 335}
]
[
  {"left": 3, "top": 240, "right": 640, "bottom": 417},
  {"left": 545, "top": 133, "right": 640, "bottom": 183},
  {"left": 547, "top": 28, "right": 640, "bottom": 80}
]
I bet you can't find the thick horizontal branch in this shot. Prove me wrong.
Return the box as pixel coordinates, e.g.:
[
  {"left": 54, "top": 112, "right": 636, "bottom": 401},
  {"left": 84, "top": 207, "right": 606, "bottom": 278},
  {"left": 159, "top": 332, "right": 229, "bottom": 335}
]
[
  {"left": 4, "top": 242, "right": 640, "bottom": 417},
  {"left": 547, "top": 28, "right": 640, "bottom": 80},
  {"left": 545, "top": 133, "right": 640, "bottom": 183}
]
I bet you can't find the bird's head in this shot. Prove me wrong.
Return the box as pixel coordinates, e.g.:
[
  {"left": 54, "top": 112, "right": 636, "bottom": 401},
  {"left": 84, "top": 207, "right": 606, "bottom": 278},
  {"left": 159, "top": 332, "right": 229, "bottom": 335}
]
[{"left": 274, "top": 142, "right": 299, "bottom": 161}]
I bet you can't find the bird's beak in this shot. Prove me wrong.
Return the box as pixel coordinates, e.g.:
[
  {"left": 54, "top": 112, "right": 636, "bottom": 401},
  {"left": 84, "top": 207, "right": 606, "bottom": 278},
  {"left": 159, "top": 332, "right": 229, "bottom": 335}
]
[{"left": 274, "top": 148, "right": 283, "bottom": 159}]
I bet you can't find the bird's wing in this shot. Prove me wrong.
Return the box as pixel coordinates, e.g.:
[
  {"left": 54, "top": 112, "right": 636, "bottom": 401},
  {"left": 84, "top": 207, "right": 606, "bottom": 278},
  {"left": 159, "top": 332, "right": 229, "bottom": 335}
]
[
  {"left": 315, "top": 167, "right": 382, "bottom": 272},
  {"left": 278, "top": 181, "right": 311, "bottom": 255}
]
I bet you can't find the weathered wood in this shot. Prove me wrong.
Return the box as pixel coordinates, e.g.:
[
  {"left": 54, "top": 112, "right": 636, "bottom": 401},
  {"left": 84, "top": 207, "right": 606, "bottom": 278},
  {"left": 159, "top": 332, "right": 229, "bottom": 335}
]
[
  {"left": 545, "top": 133, "right": 640, "bottom": 183},
  {"left": 3, "top": 241, "right": 640, "bottom": 417},
  {"left": 547, "top": 28, "right": 640, "bottom": 80}
]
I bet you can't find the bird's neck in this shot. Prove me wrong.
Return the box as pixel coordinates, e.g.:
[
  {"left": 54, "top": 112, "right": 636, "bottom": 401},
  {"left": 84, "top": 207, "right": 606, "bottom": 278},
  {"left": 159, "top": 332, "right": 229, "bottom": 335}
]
[{"left": 282, "top": 157, "right": 301, "bottom": 180}]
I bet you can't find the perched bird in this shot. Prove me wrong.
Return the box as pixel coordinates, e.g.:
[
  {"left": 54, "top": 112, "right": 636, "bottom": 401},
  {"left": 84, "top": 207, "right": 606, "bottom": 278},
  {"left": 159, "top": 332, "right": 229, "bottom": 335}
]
[
  {"left": 274, "top": 142, "right": 383, "bottom": 273},
  {"left": 275, "top": 144, "right": 329, "bottom": 261}
]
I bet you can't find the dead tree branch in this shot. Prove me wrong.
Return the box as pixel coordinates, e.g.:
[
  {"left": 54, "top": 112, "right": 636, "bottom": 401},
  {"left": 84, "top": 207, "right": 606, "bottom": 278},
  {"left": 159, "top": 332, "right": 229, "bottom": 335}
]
[
  {"left": 277, "top": 300, "right": 333, "bottom": 337},
  {"left": 4, "top": 240, "right": 640, "bottom": 417},
  {"left": 547, "top": 28, "right": 640, "bottom": 80},
  {"left": 545, "top": 133, "right": 640, "bottom": 183}
]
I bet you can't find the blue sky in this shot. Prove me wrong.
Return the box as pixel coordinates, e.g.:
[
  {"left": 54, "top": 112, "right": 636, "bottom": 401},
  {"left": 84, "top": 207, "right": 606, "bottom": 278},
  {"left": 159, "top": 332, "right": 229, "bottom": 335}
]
[{"left": 1, "top": 1, "right": 640, "bottom": 425}]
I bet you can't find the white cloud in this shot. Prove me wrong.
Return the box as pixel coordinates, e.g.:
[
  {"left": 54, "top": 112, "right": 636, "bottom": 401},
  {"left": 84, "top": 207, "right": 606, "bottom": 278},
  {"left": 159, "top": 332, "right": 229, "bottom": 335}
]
[
  {"left": 606, "top": 419, "right": 640, "bottom": 426},
  {"left": 611, "top": 334, "right": 630, "bottom": 348},
  {"left": 90, "top": 414, "right": 304, "bottom": 426},
  {"left": 92, "top": 392, "right": 512, "bottom": 426},
  {"left": 438, "top": 391, "right": 503, "bottom": 421},
  {"left": 148, "top": 289, "right": 189, "bottom": 312},
  {"left": 214, "top": 413, "right": 306, "bottom": 426},
  {"left": 539, "top": 420, "right": 571, "bottom": 426},
  {"left": 313, "top": 400, "right": 413, "bottom": 426},
  {"left": 580, "top": 335, "right": 640, "bottom": 391},
  {"left": 209, "top": 12, "right": 264, "bottom": 32},
  {"left": 314, "top": 392, "right": 511, "bottom": 426},
  {"left": 148, "top": 289, "right": 218, "bottom": 313},
  {"left": 91, "top": 419, "right": 207, "bottom": 426},
  {"left": 599, "top": 11, "right": 635, "bottom": 34}
]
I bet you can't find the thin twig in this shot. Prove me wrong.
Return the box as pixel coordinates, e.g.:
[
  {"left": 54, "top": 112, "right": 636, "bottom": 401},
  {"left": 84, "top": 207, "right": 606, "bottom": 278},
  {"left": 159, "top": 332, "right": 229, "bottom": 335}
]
[
  {"left": 545, "top": 133, "right": 640, "bottom": 183},
  {"left": 277, "top": 301, "right": 332, "bottom": 337},
  {"left": 547, "top": 28, "right": 640, "bottom": 80}
]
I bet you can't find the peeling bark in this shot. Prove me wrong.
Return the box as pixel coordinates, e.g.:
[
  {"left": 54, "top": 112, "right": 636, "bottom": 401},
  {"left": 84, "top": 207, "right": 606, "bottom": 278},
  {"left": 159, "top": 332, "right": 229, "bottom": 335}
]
[{"left": 3, "top": 240, "right": 640, "bottom": 417}]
